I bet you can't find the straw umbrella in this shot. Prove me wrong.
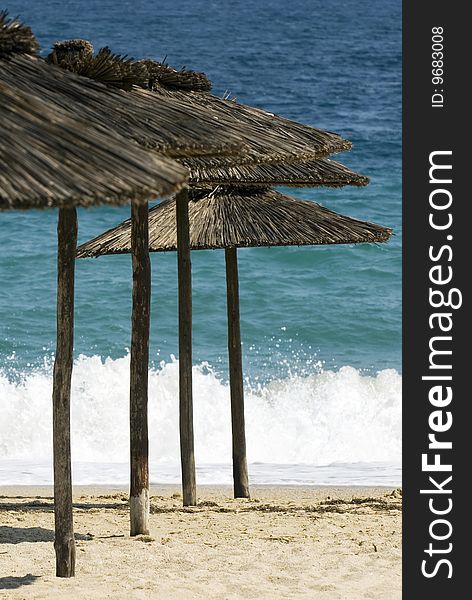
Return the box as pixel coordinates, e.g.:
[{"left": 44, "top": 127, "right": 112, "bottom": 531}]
[
  {"left": 0, "top": 79, "right": 188, "bottom": 209},
  {"left": 76, "top": 188, "right": 391, "bottom": 253},
  {"left": 2, "top": 43, "right": 353, "bottom": 166},
  {"left": 1, "top": 12, "right": 258, "bottom": 573},
  {"left": 0, "top": 63, "right": 188, "bottom": 586},
  {"left": 2, "top": 37, "right": 264, "bottom": 532},
  {"left": 1, "top": 56, "right": 245, "bottom": 160},
  {"left": 77, "top": 187, "right": 392, "bottom": 498},
  {"left": 46, "top": 46, "right": 352, "bottom": 165},
  {"left": 48, "top": 40, "right": 358, "bottom": 507}
]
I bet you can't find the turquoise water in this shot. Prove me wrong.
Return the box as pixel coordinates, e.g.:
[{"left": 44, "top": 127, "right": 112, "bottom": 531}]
[{"left": 0, "top": 0, "right": 401, "bottom": 484}]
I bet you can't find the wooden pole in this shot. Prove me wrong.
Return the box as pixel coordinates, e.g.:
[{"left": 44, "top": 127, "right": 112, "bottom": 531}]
[
  {"left": 52, "top": 207, "right": 77, "bottom": 577},
  {"left": 129, "top": 199, "right": 151, "bottom": 535},
  {"left": 225, "top": 247, "right": 250, "bottom": 499},
  {"left": 176, "top": 188, "right": 197, "bottom": 506}
]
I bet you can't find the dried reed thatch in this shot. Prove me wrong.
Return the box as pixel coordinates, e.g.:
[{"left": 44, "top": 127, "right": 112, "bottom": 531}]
[
  {"left": 186, "top": 157, "right": 369, "bottom": 188},
  {"left": 0, "top": 55, "right": 246, "bottom": 159},
  {"left": 48, "top": 42, "right": 149, "bottom": 90},
  {"left": 0, "top": 10, "right": 39, "bottom": 58},
  {"left": 48, "top": 43, "right": 212, "bottom": 92},
  {"left": 1, "top": 18, "right": 247, "bottom": 161},
  {"left": 161, "top": 89, "right": 353, "bottom": 165},
  {"left": 137, "top": 59, "right": 212, "bottom": 92},
  {"left": 45, "top": 40, "right": 352, "bottom": 165},
  {"left": 77, "top": 187, "right": 392, "bottom": 257},
  {"left": 1, "top": 13, "right": 198, "bottom": 577},
  {"left": 0, "top": 79, "right": 188, "bottom": 209}
]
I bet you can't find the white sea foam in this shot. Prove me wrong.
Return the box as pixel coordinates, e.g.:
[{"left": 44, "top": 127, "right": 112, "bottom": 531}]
[{"left": 0, "top": 355, "right": 401, "bottom": 485}]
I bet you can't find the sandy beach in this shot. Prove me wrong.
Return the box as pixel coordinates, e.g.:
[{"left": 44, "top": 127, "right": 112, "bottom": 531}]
[{"left": 0, "top": 485, "right": 401, "bottom": 599}]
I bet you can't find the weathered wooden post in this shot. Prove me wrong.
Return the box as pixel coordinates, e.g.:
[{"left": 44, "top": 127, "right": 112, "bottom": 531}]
[
  {"left": 129, "top": 199, "right": 151, "bottom": 535},
  {"left": 52, "top": 207, "right": 77, "bottom": 577},
  {"left": 225, "top": 246, "right": 250, "bottom": 498},
  {"left": 176, "top": 188, "right": 197, "bottom": 506}
]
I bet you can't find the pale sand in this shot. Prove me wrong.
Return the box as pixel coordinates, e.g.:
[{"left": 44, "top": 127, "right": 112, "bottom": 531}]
[{"left": 0, "top": 485, "right": 401, "bottom": 599}]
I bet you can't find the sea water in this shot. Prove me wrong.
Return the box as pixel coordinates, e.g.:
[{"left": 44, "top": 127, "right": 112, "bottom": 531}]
[{"left": 0, "top": 0, "right": 401, "bottom": 486}]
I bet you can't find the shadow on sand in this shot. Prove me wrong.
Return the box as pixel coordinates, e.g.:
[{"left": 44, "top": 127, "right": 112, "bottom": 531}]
[
  {"left": 0, "top": 574, "right": 40, "bottom": 590},
  {"left": 0, "top": 499, "right": 126, "bottom": 512},
  {"left": 0, "top": 526, "right": 91, "bottom": 544}
]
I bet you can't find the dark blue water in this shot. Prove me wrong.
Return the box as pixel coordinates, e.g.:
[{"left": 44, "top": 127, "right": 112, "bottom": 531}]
[{"left": 1, "top": 0, "right": 401, "bottom": 379}]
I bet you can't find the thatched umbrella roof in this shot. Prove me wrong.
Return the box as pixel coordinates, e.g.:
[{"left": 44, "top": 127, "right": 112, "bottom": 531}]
[
  {"left": 0, "top": 78, "right": 188, "bottom": 209},
  {"left": 185, "top": 157, "right": 369, "bottom": 188},
  {"left": 77, "top": 187, "right": 392, "bottom": 257},
  {"left": 45, "top": 40, "right": 353, "bottom": 165},
  {"left": 1, "top": 12, "right": 195, "bottom": 562},
  {"left": 0, "top": 15, "right": 247, "bottom": 161},
  {"left": 157, "top": 88, "right": 352, "bottom": 165},
  {"left": 1, "top": 55, "right": 248, "bottom": 160},
  {"left": 0, "top": 12, "right": 189, "bottom": 208}
]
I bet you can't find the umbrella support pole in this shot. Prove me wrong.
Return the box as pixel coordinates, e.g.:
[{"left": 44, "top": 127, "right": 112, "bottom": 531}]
[
  {"left": 129, "top": 199, "right": 151, "bottom": 535},
  {"left": 176, "top": 188, "right": 197, "bottom": 507},
  {"left": 53, "top": 207, "right": 77, "bottom": 577},
  {"left": 225, "top": 247, "right": 250, "bottom": 499}
]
